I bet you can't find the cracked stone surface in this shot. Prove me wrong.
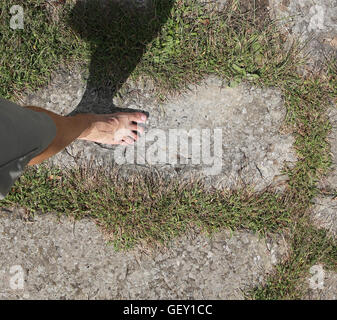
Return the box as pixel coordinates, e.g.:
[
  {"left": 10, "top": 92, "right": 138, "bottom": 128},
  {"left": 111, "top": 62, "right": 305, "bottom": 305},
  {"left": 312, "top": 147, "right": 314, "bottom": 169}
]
[
  {"left": 268, "top": 0, "right": 337, "bottom": 71},
  {"left": 0, "top": 208, "right": 287, "bottom": 300},
  {"left": 20, "top": 71, "right": 296, "bottom": 192},
  {"left": 304, "top": 265, "right": 337, "bottom": 300}
]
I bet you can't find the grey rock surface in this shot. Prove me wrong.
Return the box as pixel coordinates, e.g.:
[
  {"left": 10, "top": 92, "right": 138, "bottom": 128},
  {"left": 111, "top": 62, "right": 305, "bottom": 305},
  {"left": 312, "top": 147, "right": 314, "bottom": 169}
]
[
  {"left": 304, "top": 265, "right": 337, "bottom": 300},
  {"left": 312, "top": 196, "right": 337, "bottom": 238},
  {"left": 268, "top": 0, "right": 337, "bottom": 71},
  {"left": 20, "top": 72, "right": 296, "bottom": 192},
  {"left": 312, "top": 108, "right": 337, "bottom": 237},
  {"left": 0, "top": 208, "right": 287, "bottom": 300}
]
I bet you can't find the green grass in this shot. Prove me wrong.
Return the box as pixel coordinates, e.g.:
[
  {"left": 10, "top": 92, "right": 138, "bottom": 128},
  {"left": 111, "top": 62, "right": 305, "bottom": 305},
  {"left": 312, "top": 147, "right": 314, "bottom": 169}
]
[
  {"left": 0, "top": 0, "right": 90, "bottom": 100},
  {"left": 0, "top": 0, "right": 336, "bottom": 299},
  {"left": 246, "top": 71, "right": 337, "bottom": 299},
  {"left": 128, "top": 0, "right": 305, "bottom": 97},
  {"left": 0, "top": 0, "right": 303, "bottom": 99},
  {"left": 249, "top": 223, "right": 337, "bottom": 299},
  {"left": 1, "top": 165, "right": 291, "bottom": 250}
]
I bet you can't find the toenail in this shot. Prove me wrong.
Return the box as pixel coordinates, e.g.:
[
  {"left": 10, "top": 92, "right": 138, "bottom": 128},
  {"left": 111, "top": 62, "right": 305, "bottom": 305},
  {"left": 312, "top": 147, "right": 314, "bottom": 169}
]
[{"left": 141, "top": 114, "right": 146, "bottom": 121}]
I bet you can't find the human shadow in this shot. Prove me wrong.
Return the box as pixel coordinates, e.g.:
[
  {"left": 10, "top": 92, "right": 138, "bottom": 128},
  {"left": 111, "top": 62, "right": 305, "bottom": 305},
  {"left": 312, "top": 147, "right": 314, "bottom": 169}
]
[{"left": 68, "top": 0, "right": 174, "bottom": 116}]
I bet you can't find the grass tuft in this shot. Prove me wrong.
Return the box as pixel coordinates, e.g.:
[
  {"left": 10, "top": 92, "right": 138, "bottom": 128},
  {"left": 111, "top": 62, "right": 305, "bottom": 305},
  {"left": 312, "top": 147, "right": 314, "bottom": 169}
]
[
  {"left": 1, "top": 165, "right": 291, "bottom": 250},
  {"left": 0, "top": 0, "right": 90, "bottom": 100}
]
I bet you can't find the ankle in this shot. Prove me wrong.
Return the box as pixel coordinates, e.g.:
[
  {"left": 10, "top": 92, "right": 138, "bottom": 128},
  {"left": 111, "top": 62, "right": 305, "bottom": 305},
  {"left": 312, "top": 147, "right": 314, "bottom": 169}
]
[{"left": 76, "top": 113, "right": 98, "bottom": 140}]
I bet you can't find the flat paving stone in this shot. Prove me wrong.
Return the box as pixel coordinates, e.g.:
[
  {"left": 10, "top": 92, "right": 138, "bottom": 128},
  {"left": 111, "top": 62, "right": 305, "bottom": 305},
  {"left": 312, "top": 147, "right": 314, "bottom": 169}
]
[
  {"left": 0, "top": 208, "right": 287, "bottom": 300},
  {"left": 20, "top": 72, "right": 296, "bottom": 192}
]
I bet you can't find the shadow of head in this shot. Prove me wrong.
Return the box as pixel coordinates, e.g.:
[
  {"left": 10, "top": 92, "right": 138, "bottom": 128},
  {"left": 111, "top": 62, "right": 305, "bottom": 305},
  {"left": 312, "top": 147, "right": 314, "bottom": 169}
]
[{"left": 69, "top": 0, "right": 174, "bottom": 104}]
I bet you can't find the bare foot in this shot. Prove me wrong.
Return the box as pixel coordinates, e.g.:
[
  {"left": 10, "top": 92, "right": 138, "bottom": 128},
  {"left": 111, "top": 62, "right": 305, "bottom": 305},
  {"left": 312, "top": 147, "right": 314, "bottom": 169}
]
[{"left": 78, "top": 112, "right": 147, "bottom": 145}]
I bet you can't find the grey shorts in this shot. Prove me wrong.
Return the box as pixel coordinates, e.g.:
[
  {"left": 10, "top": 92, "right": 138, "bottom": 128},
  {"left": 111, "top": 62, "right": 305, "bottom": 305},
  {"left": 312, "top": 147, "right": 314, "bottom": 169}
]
[{"left": 0, "top": 98, "right": 56, "bottom": 199}]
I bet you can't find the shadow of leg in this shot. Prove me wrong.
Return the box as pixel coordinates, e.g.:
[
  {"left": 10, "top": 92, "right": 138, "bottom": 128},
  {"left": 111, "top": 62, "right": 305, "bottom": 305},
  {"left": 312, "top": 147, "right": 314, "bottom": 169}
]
[{"left": 68, "top": 0, "right": 174, "bottom": 116}]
